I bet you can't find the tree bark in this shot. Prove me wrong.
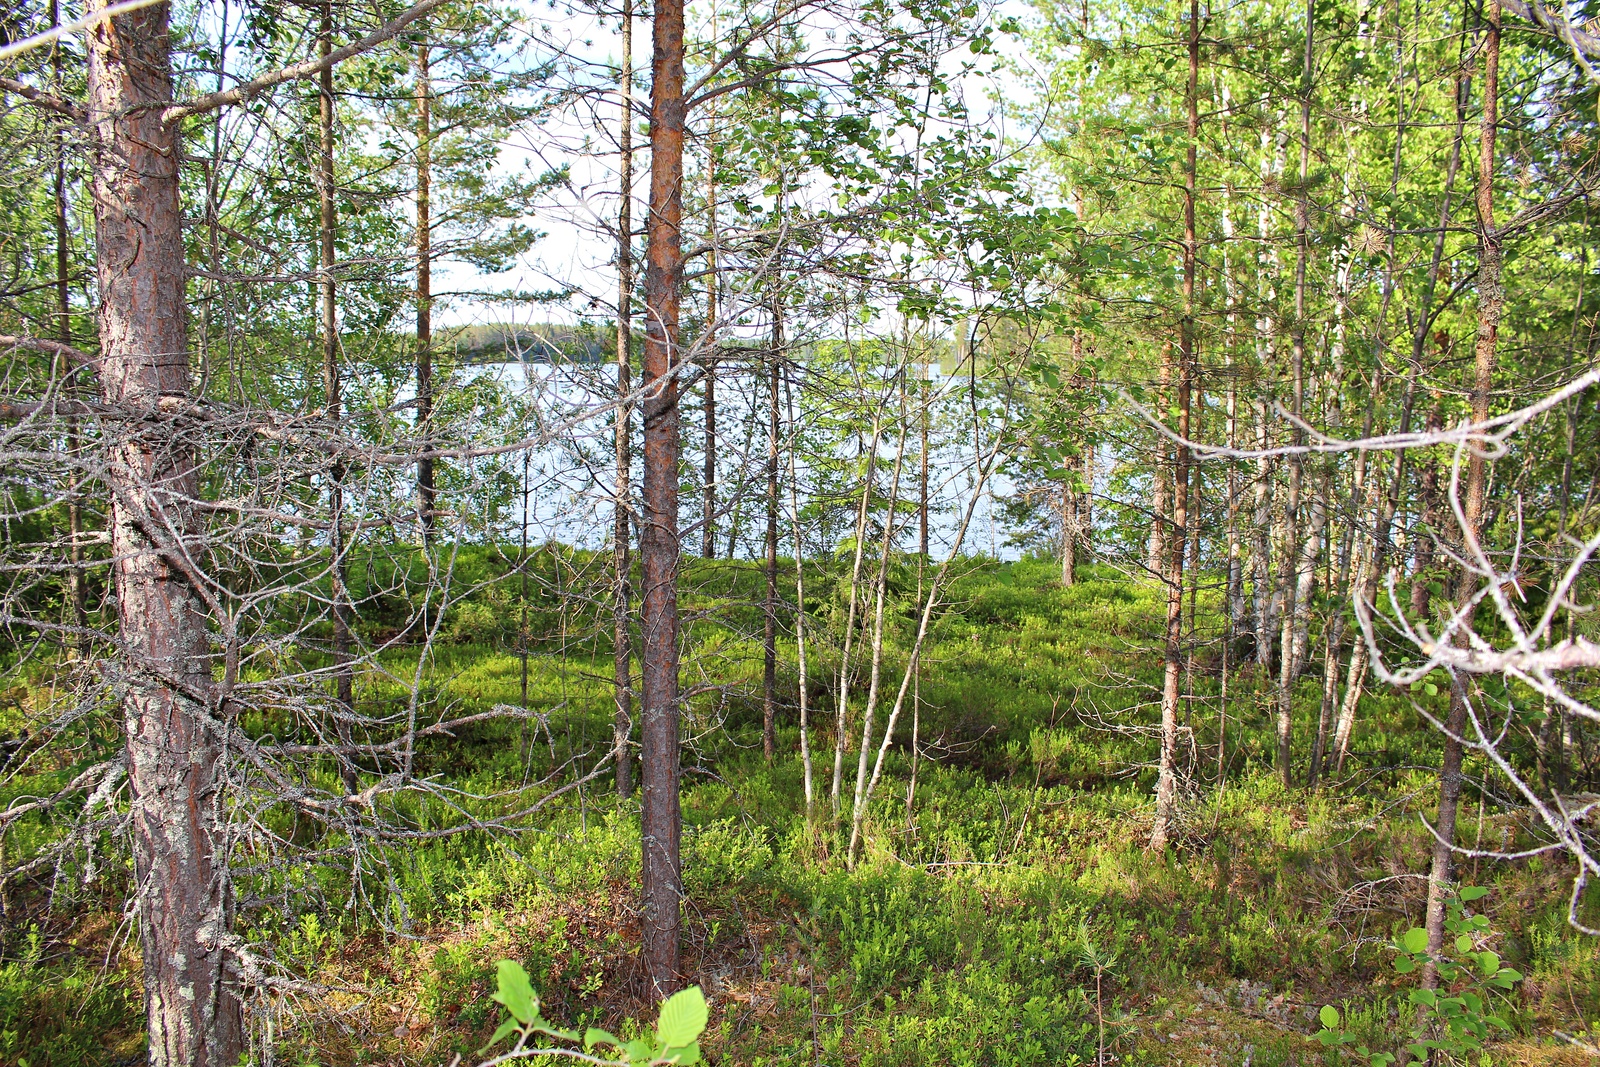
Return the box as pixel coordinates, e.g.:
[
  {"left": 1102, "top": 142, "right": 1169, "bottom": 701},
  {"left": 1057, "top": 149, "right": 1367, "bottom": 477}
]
[
  {"left": 613, "top": 0, "right": 635, "bottom": 798},
  {"left": 1150, "top": 0, "right": 1197, "bottom": 851},
  {"left": 640, "top": 0, "right": 686, "bottom": 995},
  {"left": 87, "top": 1, "right": 243, "bottom": 1062},
  {"left": 1423, "top": 0, "right": 1501, "bottom": 992}
]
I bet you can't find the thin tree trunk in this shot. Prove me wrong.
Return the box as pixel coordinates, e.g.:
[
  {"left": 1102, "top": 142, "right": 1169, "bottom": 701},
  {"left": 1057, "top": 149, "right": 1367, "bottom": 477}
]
[
  {"left": 847, "top": 384, "right": 910, "bottom": 863},
  {"left": 831, "top": 412, "right": 882, "bottom": 813},
  {"left": 1150, "top": 0, "right": 1198, "bottom": 852},
  {"left": 1251, "top": 400, "right": 1276, "bottom": 673},
  {"left": 724, "top": 382, "right": 758, "bottom": 559},
  {"left": 1147, "top": 381, "right": 1169, "bottom": 581},
  {"left": 1410, "top": 390, "right": 1445, "bottom": 617},
  {"left": 785, "top": 376, "right": 813, "bottom": 812},
  {"left": 52, "top": 0, "right": 86, "bottom": 648},
  {"left": 854, "top": 427, "right": 1007, "bottom": 861},
  {"left": 1336, "top": 48, "right": 1473, "bottom": 775},
  {"left": 763, "top": 301, "right": 781, "bottom": 763},
  {"left": 613, "top": 0, "right": 634, "bottom": 798},
  {"left": 907, "top": 370, "right": 930, "bottom": 817},
  {"left": 919, "top": 371, "right": 930, "bottom": 560},
  {"left": 640, "top": 0, "right": 686, "bottom": 995},
  {"left": 1080, "top": 429, "right": 1095, "bottom": 564},
  {"left": 1423, "top": 0, "right": 1500, "bottom": 992},
  {"left": 87, "top": 1, "right": 243, "bottom": 1060},
  {"left": 701, "top": 140, "right": 718, "bottom": 560},
  {"left": 415, "top": 36, "right": 435, "bottom": 542},
  {"left": 319, "top": 2, "right": 358, "bottom": 797},
  {"left": 1275, "top": 0, "right": 1314, "bottom": 787}
]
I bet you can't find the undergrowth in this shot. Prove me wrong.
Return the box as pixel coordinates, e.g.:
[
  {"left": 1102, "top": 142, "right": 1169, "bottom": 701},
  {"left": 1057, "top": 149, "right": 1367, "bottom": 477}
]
[{"left": 3, "top": 558, "right": 1598, "bottom": 1066}]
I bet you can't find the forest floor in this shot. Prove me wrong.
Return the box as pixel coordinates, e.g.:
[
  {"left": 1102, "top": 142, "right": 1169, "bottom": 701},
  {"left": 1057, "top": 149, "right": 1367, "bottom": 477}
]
[{"left": 5, "top": 559, "right": 1600, "bottom": 1066}]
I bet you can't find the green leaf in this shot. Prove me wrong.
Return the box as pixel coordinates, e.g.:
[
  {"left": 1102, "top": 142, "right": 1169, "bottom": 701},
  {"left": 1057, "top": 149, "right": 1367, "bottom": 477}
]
[
  {"left": 1319, "top": 1005, "right": 1340, "bottom": 1029},
  {"left": 666, "top": 1040, "right": 701, "bottom": 1064},
  {"left": 1498, "top": 967, "right": 1523, "bottom": 983},
  {"left": 491, "top": 960, "right": 538, "bottom": 1025},
  {"left": 1459, "top": 886, "right": 1490, "bottom": 902},
  {"left": 481, "top": 1019, "right": 521, "bottom": 1053},
  {"left": 1394, "top": 955, "right": 1417, "bottom": 974},
  {"left": 656, "top": 986, "right": 709, "bottom": 1048},
  {"left": 585, "top": 1027, "right": 619, "bottom": 1051},
  {"left": 1455, "top": 934, "right": 1474, "bottom": 953},
  {"left": 1410, "top": 988, "right": 1437, "bottom": 1008},
  {"left": 624, "top": 1037, "right": 654, "bottom": 1063},
  {"left": 1478, "top": 950, "right": 1500, "bottom": 975},
  {"left": 1402, "top": 927, "right": 1429, "bottom": 954}
]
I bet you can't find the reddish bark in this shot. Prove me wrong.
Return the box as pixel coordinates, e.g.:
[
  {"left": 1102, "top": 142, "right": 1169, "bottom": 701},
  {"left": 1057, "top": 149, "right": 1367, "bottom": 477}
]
[{"left": 86, "top": 1, "right": 242, "bottom": 1062}]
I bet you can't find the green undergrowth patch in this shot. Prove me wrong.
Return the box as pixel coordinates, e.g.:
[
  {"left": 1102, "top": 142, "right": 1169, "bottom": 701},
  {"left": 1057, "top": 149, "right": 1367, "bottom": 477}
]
[{"left": 4, "top": 557, "right": 1600, "bottom": 1065}]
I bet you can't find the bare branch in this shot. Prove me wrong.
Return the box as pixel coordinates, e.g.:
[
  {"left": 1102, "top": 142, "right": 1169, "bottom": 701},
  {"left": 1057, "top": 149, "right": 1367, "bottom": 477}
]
[{"left": 0, "top": 76, "right": 86, "bottom": 122}]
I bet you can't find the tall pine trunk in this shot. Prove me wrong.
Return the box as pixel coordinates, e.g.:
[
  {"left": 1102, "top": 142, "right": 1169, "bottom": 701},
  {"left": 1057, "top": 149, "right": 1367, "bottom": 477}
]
[
  {"left": 87, "top": 1, "right": 243, "bottom": 1061},
  {"left": 640, "top": 0, "right": 686, "bottom": 994}
]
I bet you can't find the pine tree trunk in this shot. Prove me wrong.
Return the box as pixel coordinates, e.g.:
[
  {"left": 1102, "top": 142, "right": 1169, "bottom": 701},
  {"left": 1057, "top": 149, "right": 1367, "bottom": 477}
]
[
  {"left": 640, "top": 0, "right": 686, "bottom": 994},
  {"left": 87, "top": 1, "right": 243, "bottom": 1061}
]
